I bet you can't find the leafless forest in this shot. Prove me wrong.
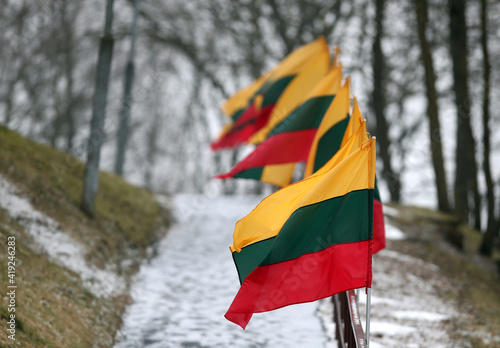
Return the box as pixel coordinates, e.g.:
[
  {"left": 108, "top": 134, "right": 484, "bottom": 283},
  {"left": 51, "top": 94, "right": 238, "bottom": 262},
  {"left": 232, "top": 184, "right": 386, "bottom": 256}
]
[{"left": 1, "top": 0, "right": 499, "bottom": 252}]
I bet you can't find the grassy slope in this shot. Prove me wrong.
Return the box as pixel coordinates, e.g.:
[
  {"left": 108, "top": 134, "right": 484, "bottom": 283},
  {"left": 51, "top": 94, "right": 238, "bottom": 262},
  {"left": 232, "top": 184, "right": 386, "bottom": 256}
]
[
  {"left": 387, "top": 204, "right": 500, "bottom": 347},
  {"left": 0, "top": 126, "right": 170, "bottom": 347}
]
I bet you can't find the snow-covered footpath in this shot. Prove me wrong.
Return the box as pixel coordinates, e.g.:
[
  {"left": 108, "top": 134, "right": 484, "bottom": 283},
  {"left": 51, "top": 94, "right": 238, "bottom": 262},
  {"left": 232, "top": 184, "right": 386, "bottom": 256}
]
[
  {"left": 114, "top": 194, "right": 326, "bottom": 347},
  {"left": 115, "top": 194, "right": 462, "bottom": 348}
]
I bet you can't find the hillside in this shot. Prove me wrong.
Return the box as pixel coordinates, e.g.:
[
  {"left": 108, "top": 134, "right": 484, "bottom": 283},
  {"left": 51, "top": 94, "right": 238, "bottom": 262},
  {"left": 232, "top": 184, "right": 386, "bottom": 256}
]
[
  {"left": 0, "top": 126, "right": 170, "bottom": 347},
  {"left": 378, "top": 204, "right": 500, "bottom": 347}
]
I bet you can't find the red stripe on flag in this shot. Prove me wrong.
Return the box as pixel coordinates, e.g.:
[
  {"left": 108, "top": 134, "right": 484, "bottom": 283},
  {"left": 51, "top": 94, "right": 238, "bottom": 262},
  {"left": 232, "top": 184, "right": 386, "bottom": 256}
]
[
  {"left": 211, "top": 105, "right": 275, "bottom": 150},
  {"left": 373, "top": 199, "right": 386, "bottom": 254},
  {"left": 216, "top": 129, "right": 317, "bottom": 179},
  {"left": 232, "top": 102, "right": 261, "bottom": 129},
  {"left": 225, "top": 240, "right": 371, "bottom": 329}
]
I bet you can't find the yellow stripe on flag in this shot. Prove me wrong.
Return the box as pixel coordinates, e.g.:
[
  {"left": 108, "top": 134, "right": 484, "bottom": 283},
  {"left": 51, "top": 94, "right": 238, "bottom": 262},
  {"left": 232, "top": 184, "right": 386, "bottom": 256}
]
[
  {"left": 261, "top": 163, "right": 296, "bottom": 187},
  {"left": 302, "top": 64, "right": 342, "bottom": 99},
  {"left": 230, "top": 136, "right": 376, "bottom": 252},
  {"left": 340, "top": 97, "right": 364, "bottom": 148},
  {"left": 268, "top": 36, "right": 329, "bottom": 79}
]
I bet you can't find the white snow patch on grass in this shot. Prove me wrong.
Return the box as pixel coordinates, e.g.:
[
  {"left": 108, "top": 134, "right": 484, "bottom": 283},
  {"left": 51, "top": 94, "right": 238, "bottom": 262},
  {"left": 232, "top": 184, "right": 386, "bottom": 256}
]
[
  {"left": 379, "top": 249, "right": 440, "bottom": 271},
  {"left": 385, "top": 223, "right": 406, "bottom": 240},
  {"left": 358, "top": 295, "right": 399, "bottom": 306},
  {"left": 0, "top": 175, "right": 125, "bottom": 298},
  {"left": 383, "top": 205, "right": 400, "bottom": 218},
  {"left": 370, "top": 321, "right": 417, "bottom": 335},
  {"left": 392, "top": 310, "right": 449, "bottom": 321}
]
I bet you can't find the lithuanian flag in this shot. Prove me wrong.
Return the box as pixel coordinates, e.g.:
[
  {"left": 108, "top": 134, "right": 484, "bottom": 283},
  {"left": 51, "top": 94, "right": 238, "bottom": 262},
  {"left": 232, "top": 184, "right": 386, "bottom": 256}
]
[
  {"left": 215, "top": 65, "right": 342, "bottom": 187},
  {"left": 225, "top": 137, "right": 376, "bottom": 329},
  {"left": 211, "top": 37, "right": 330, "bottom": 150}
]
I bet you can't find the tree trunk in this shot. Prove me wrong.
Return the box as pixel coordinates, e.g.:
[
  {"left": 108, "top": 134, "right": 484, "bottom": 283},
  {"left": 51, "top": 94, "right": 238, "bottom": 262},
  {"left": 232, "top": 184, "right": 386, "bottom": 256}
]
[
  {"left": 415, "top": 0, "right": 451, "bottom": 212},
  {"left": 448, "top": 0, "right": 481, "bottom": 227},
  {"left": 4, "top": 78, "right": 16, "bottom": 126},
  {"left": 114, "top": 0, "right": 140, "bottom": 176},
  {"left": 64, "top": 43, "right": 76, "bottom": 153},
  {"left": 61, "top": 0, "right": 76, "bottom": 153},
  {"left": 81, "top": 0, "right": 115, "bottom": 217},
  {"left": 144, "top": 109, "right": 160, "bottom": 191},
  {"left": 371, "top": 0, "right": 401, "bottom": 203},
  {"left": 478, "top": 0, "right": 497, "bottom": 256},
  {"left": 114, "top": 61, "right": 135, "bottom": 176}
]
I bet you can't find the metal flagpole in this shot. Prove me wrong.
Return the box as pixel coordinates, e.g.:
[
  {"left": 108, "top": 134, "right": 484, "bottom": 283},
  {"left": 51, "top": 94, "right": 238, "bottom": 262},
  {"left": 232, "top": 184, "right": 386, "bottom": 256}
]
[{"left": 365, "top": 287, "right": 372, "bottom": 347}]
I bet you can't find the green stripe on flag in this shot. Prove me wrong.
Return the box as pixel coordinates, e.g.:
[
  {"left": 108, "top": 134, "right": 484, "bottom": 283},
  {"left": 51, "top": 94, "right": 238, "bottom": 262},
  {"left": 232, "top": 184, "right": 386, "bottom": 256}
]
[
  {"left": 374, "top": 177, "right": 381, "bottom": 202},
  {"left": 313, "top": 117, "right": 349, "bottom": 173},
  {"left": 233, "top": 238, "right": 275, "bottom": 285},
  {"left": 231, "top": 108, "right": 246, "bottom": 123},
  {"left": 268, "top": 96, "right": 334, "bottom": 137},
  {"left": 233, "top": 167, "right": 264, "bottom": 180},
  {"left": 261, "top": 76, "right": 295, "bottom": 107}
]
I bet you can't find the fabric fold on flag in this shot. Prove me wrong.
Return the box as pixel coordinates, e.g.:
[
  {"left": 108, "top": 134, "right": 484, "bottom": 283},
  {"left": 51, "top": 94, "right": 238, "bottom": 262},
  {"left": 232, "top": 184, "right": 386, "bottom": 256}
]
[
  {"left": 215, "top": 65, "right": 343, "bottom": 187},
  {"left": 304, "top": 78, "right": 351, "bottom": 177},
  {"left": 247, "top": 51, "right": 333, "bottom": 145},
  {"left": 221, "top": 71, "right": 272, "bottom": 121},
  {"left": 225, "top": 137, "right": 376, "bottom": 329},
  {"left": 308, "top": 97, "right": 386, "bottom": 253},
  {"left": 211, "top": 37, "right": 330, "bottom": 150}
]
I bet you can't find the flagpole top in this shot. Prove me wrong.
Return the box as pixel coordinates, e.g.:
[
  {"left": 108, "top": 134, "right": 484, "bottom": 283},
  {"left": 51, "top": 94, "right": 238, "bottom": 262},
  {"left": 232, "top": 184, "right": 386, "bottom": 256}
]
[{"left": 332, "top": 46, "right": 341, "bottom": 67}]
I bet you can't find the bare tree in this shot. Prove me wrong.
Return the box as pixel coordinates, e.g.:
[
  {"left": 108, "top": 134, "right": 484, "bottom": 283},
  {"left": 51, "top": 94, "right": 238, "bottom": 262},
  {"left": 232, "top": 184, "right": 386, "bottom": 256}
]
[
  {"left": 448, "top": 0, "right": 481, "bottom": 227},
  {"left": 82, "top": 0, "right": 115, "bottom": 217},
  {"left": 479, "top": 0, "right": 497, "bottom": 256},
  {"left": 415, "top": 0, "right": 451, "bottom": 212},
  {"left": 371, "top": 0, "right": 401, "bottom": 203},
  {"left": 115, "top": 0, "right": 140, "bottom": 176}
]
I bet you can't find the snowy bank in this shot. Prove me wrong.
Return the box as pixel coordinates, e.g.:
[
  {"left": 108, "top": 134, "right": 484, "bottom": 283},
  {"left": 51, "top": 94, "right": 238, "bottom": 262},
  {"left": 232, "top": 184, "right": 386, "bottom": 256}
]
[{"left": 0, "top": 175, "right": 126, "bottom": 298}]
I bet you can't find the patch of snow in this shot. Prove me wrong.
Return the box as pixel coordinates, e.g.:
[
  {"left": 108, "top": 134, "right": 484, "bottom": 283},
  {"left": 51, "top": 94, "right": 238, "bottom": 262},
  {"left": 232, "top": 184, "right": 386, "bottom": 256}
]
[
  {"left": 318, "top": 298, "right": 335, "bottom": 347},
  {"left": 358, "top": 295, "right": 399, "bottom": 306},
  {"left": 385, "top": 223, "right": 406, "bottom": 240},
  {"left": 370, "top": 321, "right": 417, "bottom": 335},
  {"left": 383, "top": 205, "right": 400, "bottom": 218},
  {"left": 392, "top": 310, "right": 449, "bottom": 322},
  {"left": 379, "top": 249, "right": 440, "bottom": 271},
  {"left": 0, "top": 175, "right": 125, "bottom": 298}
]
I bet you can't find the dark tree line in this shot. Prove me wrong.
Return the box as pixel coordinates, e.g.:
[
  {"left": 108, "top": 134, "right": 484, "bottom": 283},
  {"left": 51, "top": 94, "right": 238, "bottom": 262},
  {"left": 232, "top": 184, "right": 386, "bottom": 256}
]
[{"left": 0, "top": 0, "right": 499, "bottom": 252}]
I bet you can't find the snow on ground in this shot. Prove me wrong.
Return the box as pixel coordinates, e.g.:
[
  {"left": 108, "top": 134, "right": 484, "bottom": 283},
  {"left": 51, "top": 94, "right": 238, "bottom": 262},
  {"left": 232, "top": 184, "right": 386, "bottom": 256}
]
[
  {"left": 354, "top": 248, "right": 462, "bottom": 348},
  {"left": 115, "top": 194, "right": 327, "bottom": 348},
  {"left": 116, "top": 194, "right": 464, "bottom": 347},
  {"left": 0, "top": 175, "right": 126, "bottom": 298},
  {"left": 384, "top": 222, "right": 406, "bottom": 240}
]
